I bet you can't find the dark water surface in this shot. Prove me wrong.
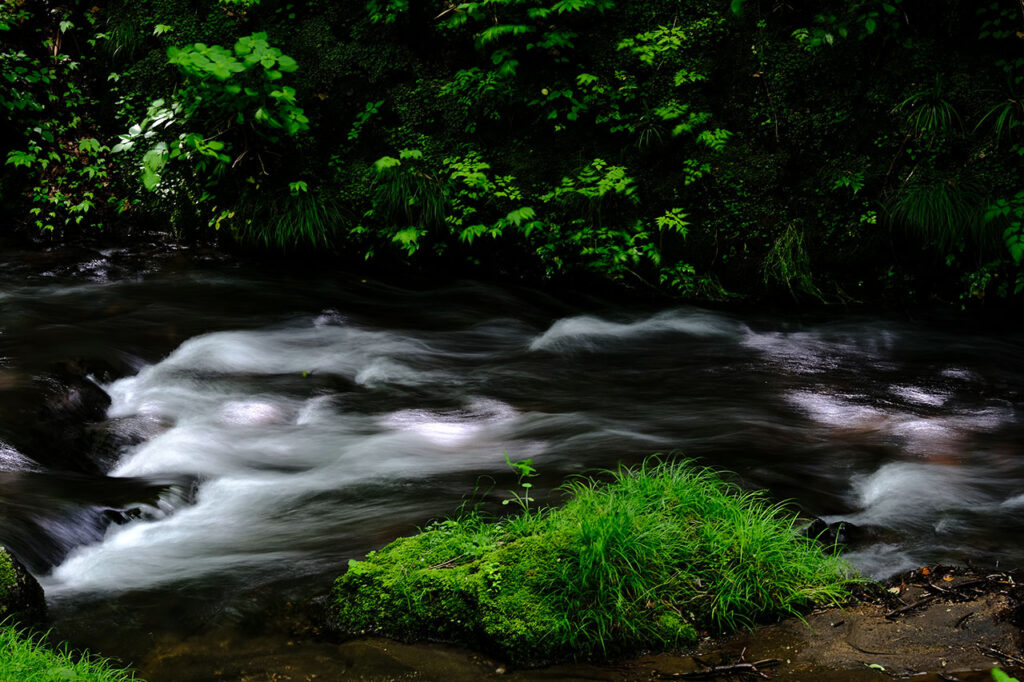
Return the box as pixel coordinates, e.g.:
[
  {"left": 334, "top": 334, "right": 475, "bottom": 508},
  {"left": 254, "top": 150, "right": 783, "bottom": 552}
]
[{"left": 1, "top": 245, "right": 1023, "bottom": 677}]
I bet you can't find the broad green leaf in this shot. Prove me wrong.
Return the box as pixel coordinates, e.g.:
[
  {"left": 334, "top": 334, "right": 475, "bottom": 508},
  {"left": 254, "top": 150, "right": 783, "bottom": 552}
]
[{"left": 373, "top": 156, "right": 401, "bottom": 171}]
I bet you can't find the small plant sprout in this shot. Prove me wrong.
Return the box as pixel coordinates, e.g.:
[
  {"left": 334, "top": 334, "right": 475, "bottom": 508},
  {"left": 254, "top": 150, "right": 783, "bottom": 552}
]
[{"left": 503, "top": 453, "right": 537, "bottom": 515}]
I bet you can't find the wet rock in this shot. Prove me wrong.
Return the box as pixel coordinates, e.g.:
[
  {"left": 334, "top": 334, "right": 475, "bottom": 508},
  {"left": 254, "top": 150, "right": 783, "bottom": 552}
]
[
  {"left": 46, "top": 359, "right": 114, "bottom": 422},
  {"left": 0, "top": 545, "right": 46, "bottom": 624},
  {"left": 0, "top": 359, "right": 121, "bottom": 474},
  {"left": 801, "top": 518, "right": 877, "bottom": 549}
]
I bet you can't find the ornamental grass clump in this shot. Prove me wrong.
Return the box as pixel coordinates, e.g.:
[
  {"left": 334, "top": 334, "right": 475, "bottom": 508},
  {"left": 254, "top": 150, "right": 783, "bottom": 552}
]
[
  {"left": 0, "top": 625, "right": 140, "bottom": 682},
  {"left": 333, "top": 458, "right": 855, "bottom": 663}
]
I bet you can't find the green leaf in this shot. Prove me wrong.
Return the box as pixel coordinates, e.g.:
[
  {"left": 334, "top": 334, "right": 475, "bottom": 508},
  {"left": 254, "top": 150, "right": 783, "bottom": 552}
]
[
  {"left": 1004, "top": 224, "right": 1024, "bottom": 265},
  {"left": 78, "top": 137, "right": 102, "bottom": 153},
  {"left": 392, "top": 227, "right": 424, "bottom": 254},
  {"left": 141, "top": 142, "right": 169, "bottom": 190},
  {"left": 477, "top": 24, "right": 535, "bottom": 46},
  {"left": 373, "top": 155, "right": 401, "bottom": 171},
  {"left": 143, "top": 142, "right": 168, "bottom": 170},
  {"left": 551, "top": 0, "right": 603, "bottom": 13},
  {"left": 5, "top": 150, "right": 36, "bottom": 168},
  {"left": 141, "top": 168, "right": 160, "bottom": 191},
  {"left": 277, "top": 55, "right": 298, "bottom": 72}
]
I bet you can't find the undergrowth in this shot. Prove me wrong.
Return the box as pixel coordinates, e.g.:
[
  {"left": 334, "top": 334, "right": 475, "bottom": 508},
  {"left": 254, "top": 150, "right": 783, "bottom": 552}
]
[
  {"left": 0, "top": 625, "right": 139, "bottom": 682},
  {"left": 333, "top": 458, "right": 855, "bottom": 663},
  {"left": 235, "top": 190, "right": 341, "bottom": 249}
]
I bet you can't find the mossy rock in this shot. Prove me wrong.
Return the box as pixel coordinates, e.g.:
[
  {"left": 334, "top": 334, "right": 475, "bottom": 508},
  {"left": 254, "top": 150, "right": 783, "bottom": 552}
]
[
  {"left": 0, "top": 546, "right": 46, "bottom": 624},
  {"left": 333, "top": 459, "right": 853, "bottom": 664},
  {"left": 334, "top": 525, "right": 576, "bottom": 662}
]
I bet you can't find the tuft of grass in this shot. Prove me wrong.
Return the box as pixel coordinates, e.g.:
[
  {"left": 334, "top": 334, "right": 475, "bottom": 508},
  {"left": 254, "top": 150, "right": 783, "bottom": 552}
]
[
  {"left": 894, "top": 79, "right": 963, "bottom": 147},
  {"left": 888, "top": 176, "right": 989, "bottom": 253},
  {"left": 373, "top": 160, "right": 449, "bottom": 233},
  {"left": 236, "top": 190, "right": 341, "bottom": 249},
  {"left": 762, "top": 223, "right": 825, "bottom": 302},
  {"left": 974, "top": 97, "right": 1024, "bottom": 149},
  {"left": 333, "top": 457, "right": 855, "bottom": 663},
  {"left": 0, "top": 625, "right": 140, "bottom": 682}
]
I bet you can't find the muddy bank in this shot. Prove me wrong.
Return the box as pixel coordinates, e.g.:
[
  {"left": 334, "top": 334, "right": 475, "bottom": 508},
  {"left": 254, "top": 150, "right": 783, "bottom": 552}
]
[
  {"left": 672, "top": 565, "right": 1024, "bottom": 681},
  {"left": 129, "top": 565, "right": 1023, "bottom": 681}
]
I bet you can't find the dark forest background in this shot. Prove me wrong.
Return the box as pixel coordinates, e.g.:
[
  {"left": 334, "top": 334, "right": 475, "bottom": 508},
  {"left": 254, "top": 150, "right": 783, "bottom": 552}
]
[{"left": 2, "top": 0, "right": 1023, "bottom": 307}]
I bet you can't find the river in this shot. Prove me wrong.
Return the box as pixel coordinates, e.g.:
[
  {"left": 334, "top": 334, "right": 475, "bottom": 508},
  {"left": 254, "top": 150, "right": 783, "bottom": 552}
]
[{"left": 1, "top": 244, "right": 1022, "bottom": 679}]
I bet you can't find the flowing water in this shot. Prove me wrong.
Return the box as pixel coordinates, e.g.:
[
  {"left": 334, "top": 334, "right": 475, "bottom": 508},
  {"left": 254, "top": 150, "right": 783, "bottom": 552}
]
[{"left": 1, "top": 245, "right": 1023, "bottom": 678}]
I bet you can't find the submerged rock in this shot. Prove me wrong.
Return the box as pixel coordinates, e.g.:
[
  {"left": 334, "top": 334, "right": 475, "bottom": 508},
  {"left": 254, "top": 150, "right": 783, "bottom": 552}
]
[{"left": 0, "top": 545, "right": 45, "bottom": 624}]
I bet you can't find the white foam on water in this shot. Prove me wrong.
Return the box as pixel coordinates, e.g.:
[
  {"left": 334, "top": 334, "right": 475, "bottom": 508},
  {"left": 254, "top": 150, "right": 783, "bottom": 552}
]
[
  {"left": 827, "top": 462, "right": 991, "bottom": 530},
  {"left": 45, "top": 420, "right": 524, "bottom": 593},
  {"left": 46, "top": 475, "right": 310, "bottom": 592},
  {"left": 295, "top": 395, "right": 338, "bottom": 426},
  {"left": 840, "top": 543, "right": 920, "bottom": 580},
  {"left": 105, "top": 325, "right": 433, "bottom": 419},
  {"left": 528, "top": 310, "right": 742, "bottom": 351},
  {"left": 313, "top": 309, "right": 346, "bottom": 327},
  {"left": 0, "top": 443, "right": 38, "bottom": 472},
  {"left": 43, "top": 320, "right": 535, "bottom": 593},
  {"left": 354, "top": 357, "right": 426, "bottom": 387},
  {"left": 742, "top": 328, "right": 898, "bottom": 375},
  {"left": 787, "top": 389, "right": 1012, "bottom": 456},
  {"left": 381, "top": 399, "right": 518, "bottom": 448},
  {"left": 940, "top": 367, "right": 975, "bottom": 381},
  {"left": 890, "top": 384, "right": 948, "bottom": 407},
  {"left": 786, "top": 391, "right": 886, "bottom": 429},
  {"left": 219, "top": 400, "right": 294, "bottom": 426}
]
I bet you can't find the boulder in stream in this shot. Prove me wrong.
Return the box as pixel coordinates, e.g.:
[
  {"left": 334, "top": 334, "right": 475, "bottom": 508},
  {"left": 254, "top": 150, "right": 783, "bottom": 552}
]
[{"left": 0, "top": 545, "right": 46, "bottom": 624}]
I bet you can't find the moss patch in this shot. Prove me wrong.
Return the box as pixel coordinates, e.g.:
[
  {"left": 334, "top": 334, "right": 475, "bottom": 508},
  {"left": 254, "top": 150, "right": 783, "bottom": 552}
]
[
  {"left": 0, "top": 546, "right": 45, "bottom": 624},
  {"left": 0, "top": 550, "right": 17, "bottom": 606},
  {"left": 333, "top": 459, "right": 855, "bottom": 663}
]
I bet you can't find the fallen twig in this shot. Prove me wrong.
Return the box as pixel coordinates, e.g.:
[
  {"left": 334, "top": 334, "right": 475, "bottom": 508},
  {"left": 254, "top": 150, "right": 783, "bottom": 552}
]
[
  {"left": 954, "top": 612, "right": 973, "bottom": 630},
  {"left": 978, "top": 645, "right": 1024, "bottom": 667},
  {"left": 428, "top": 553, "right": 469, "bottom": 569},
  {"left": 660, "top": 659, "right": 781, "bottom": 679},
  {"left": 885, "top": 595, "right": 935, "bottom": 619},
  {"left": 948, "top": 578, "right": 987, "bottom": 592}
]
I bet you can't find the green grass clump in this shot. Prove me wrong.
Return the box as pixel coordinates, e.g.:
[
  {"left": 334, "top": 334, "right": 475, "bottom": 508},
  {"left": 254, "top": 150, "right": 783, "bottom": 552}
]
[
  {"left": 333, "top": 458, "right": 855, "bottom": 663},
  {"left": 0, "top": 626, "right": 140, "bottom": 682}
]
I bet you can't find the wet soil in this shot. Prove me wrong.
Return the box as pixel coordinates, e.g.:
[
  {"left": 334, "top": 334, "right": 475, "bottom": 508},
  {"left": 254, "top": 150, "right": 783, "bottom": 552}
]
[{"left": 134, "top": 566, "right": 1024, "bottom": 682}]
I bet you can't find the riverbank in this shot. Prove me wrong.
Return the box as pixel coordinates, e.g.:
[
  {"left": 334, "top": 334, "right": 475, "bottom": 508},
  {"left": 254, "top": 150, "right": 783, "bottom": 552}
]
[
  {"left": 119, "top": 563, "right": 1023, "bottom": 681},
  {"left": 5, "top": 235, "right": 1023, "bottom": 326}
]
